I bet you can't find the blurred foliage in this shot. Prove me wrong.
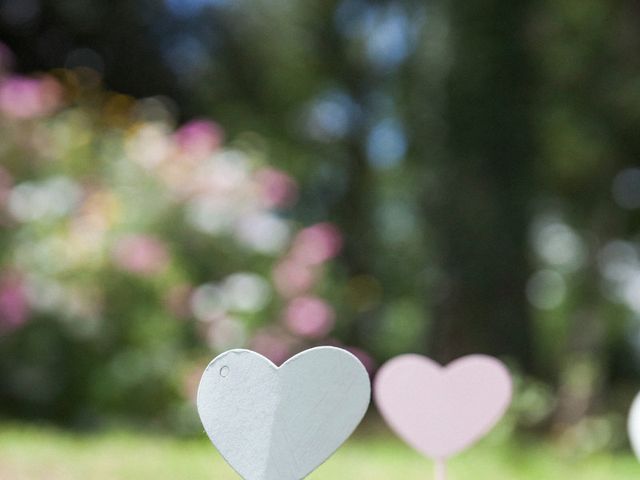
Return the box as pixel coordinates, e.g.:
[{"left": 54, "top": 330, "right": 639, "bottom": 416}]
[
  {"left": 0, "top": 64, "right": 349, "bottom": 429},
  {"left": 1, "top": 0, "right": 640, "bottom": 452}
]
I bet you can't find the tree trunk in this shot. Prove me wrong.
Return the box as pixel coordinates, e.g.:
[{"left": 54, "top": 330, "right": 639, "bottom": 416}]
[{"left": 426, "top": 0, "right": 535, "bottom": 369}]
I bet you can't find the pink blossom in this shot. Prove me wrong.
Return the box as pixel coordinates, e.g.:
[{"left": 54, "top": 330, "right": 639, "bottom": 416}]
[
  {"left": 0, "top": 272, "right": 28, "bottom": 330},
  {"left": 174, "top": 119, "right": 223, "bottom": 159},
  {"left": 290, "top": 223, "right": 342, "bottom": 266},
  {"left": 112, "top": 234, "right": 170, "bottom": 276},
  {"left": 272, "top": 258, "right": 316, "bottom": 298},
  {"left": 256, "top": 168, "right": 298, "bottom": 208},
  {"left": 0, "top": 75, "right": 63, "bottom": 119},
  {"left": 250, "top": 330, "right": 294, "bottom": 366},
  {"left": 284, "top": 295, "right": 335, "bottom": 339}
]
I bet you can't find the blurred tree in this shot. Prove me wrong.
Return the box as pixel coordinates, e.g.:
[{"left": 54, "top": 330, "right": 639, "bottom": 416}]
[
  {"left": 529, "top": 0, "right": 640, "bottom": 430},
  {"left": 4, "top": 1, "right": 640, "bottom": 437},
  {"left": 0, "top": 0, "right": 538, "bottom": 370},
  {"left": 422, "top": 0, "right": 535, "bottom": 367}
]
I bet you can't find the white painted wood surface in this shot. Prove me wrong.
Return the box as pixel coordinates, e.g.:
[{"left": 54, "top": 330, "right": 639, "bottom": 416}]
[
  {"left": 628, "top": 391, "right": 640, "bottom": 460},
  {"left": 197, "top": 346, "right": 371, "bottom": 480}
]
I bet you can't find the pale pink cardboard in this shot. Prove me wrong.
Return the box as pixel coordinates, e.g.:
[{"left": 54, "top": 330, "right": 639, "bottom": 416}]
[{"left": 375, "top": 354, "right": 512, "bottom": 459}]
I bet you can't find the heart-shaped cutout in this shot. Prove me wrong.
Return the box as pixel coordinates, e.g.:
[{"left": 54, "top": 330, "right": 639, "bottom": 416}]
[
  {"left": 628, "top": 391, "right": 640, "bottom": 460},
  {"left": 374, "top": 354, "right": 512, "bottom": 459},
  {"left": 197, "top": 346, "right": 370, "bottom": 479}
]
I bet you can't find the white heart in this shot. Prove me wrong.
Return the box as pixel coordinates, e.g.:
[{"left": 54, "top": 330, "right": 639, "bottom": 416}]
[
  {"left": 197, "top": 346, "right": 371, "bottom": 480},
  {"left": 629, "top": 391, "right": 640, "bottom": 460}
]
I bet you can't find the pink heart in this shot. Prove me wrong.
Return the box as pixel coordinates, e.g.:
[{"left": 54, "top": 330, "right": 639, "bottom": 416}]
[{"left": 374, "top": 354, "right": 512, "bottom": 460}]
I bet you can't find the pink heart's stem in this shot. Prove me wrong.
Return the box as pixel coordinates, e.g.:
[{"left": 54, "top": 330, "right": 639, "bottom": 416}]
[{"left": 435, "top": 459, "right": 447, "bottom": 480}]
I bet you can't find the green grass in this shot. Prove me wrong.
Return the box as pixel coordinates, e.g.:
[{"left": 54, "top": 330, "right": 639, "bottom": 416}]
[{"left": 0, "top": 423, "right": 638, "bottom": 479}]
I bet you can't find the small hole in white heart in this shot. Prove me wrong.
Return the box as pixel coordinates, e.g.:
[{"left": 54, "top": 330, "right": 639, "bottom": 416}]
[{"left": 220, "top": 366, "right": 230, "bottom": 377}]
